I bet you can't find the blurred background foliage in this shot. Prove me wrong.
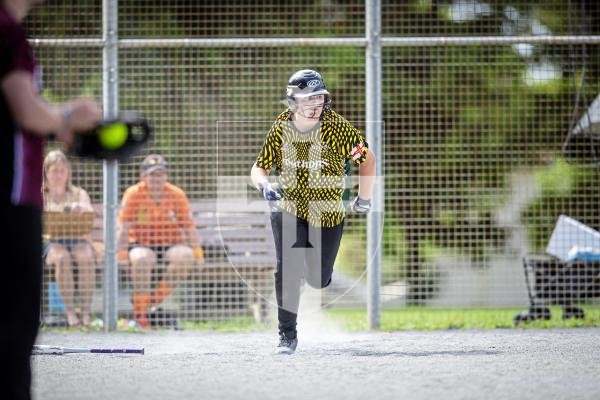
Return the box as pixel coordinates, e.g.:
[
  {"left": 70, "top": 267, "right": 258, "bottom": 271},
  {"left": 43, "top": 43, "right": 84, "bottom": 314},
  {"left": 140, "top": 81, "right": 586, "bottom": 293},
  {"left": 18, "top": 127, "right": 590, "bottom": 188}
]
[{"left": 27, "top": 1, "right": 600, "bottom": 302}]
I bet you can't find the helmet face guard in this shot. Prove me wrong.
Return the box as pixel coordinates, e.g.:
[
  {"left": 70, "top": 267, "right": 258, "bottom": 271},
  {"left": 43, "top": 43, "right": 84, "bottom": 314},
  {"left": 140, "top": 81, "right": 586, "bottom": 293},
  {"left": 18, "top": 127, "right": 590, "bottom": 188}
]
[
  {"left": 288, "top": 93, "right": 332, "bottom": 118},
  {"left": 286, "top": 69, "right": 331, "bottom": 117}
]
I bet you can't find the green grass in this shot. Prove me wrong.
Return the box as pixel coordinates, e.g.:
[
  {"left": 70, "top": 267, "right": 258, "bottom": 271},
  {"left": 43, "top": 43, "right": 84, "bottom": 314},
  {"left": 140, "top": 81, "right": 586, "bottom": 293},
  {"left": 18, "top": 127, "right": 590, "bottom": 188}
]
[
  {"left": 182, "top": 306, "right": 600, "bottom": 332},
  {"left": 40, "top": 307, "right": 600, "bottom": 333},
  {"left": 325, "top": 306, "right": 600, "bottom": 331}
]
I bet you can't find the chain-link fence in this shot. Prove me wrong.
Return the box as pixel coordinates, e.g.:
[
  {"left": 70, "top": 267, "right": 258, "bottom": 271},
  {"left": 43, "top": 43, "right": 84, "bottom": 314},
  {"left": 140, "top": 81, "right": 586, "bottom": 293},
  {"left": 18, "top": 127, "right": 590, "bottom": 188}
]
[{"left": 27, "top": 0, "right": 600, "bottom": 328}]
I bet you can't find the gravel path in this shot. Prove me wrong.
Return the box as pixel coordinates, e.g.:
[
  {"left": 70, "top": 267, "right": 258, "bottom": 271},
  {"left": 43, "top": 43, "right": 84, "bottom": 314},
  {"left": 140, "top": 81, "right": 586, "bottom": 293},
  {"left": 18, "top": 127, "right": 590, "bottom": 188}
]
[{"left": 33, "top": 328, "right": 600, "bottom": 400}]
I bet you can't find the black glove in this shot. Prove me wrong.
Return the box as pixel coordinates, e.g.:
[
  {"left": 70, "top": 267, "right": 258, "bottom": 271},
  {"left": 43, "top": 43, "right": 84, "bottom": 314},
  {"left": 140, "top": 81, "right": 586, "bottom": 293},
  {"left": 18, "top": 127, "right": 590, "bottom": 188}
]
[
  {"left": 69, "top": 113, "right": 152, "bottom": 161},
  {"left": 351, "top": 196, "right": 371, "bottom": 214}
]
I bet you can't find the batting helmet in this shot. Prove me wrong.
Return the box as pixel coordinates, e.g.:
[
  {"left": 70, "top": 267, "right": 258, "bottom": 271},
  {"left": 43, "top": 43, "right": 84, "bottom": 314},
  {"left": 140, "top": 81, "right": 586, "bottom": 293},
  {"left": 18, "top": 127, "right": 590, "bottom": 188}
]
[{"left": 286, "top": 69, "right": 331, "bottom": 113}]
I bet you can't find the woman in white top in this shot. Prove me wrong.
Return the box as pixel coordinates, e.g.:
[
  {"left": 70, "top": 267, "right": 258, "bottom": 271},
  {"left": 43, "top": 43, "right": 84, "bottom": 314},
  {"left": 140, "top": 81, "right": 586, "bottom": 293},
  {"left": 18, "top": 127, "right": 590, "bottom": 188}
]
[{"left": 43, "top": 150, "right": 96, "bottom": 327}]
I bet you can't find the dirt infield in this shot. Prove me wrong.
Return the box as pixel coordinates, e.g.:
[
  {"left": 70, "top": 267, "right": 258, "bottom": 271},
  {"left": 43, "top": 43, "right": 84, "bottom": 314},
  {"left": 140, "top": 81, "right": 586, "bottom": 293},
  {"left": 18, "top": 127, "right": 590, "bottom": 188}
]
[{"left": 33, "top": 328, "right": 600, "bottom": 400}]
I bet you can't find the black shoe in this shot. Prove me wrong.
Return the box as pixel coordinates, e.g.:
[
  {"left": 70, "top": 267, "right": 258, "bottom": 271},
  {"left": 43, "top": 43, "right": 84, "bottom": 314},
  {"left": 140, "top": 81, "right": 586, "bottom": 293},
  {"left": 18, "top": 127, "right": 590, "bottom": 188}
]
[{"left": 275, "top": 332, "right": 298, "bottom": 355}]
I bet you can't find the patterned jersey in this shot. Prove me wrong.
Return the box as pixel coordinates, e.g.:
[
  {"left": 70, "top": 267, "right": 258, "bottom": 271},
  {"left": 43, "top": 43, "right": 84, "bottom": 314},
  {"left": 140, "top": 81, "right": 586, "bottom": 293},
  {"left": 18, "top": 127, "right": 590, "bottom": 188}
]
[{"left": 255, "top": 109, "right": 368, "bottom": 227}]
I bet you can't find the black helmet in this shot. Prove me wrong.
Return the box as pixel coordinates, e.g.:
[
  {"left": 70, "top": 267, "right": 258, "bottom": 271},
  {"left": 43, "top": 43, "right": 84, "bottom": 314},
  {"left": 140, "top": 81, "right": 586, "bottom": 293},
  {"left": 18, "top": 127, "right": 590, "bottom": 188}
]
[{"left": 286, "top": 69, "right": 331, "bottom": 113}]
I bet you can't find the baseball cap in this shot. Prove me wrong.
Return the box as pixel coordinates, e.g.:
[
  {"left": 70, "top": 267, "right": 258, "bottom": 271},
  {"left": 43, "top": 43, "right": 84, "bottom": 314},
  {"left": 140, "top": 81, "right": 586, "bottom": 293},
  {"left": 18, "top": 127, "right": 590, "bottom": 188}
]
[{"left": 141, "top": 154, "right": 168, "bottom": 175}]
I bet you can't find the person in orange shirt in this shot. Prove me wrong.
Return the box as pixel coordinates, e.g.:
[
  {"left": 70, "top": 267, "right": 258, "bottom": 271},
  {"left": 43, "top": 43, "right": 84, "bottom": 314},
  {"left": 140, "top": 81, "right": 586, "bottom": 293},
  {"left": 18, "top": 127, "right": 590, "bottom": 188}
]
[{"left": 117, "top": 154, "right": 204, "bottom": 328}]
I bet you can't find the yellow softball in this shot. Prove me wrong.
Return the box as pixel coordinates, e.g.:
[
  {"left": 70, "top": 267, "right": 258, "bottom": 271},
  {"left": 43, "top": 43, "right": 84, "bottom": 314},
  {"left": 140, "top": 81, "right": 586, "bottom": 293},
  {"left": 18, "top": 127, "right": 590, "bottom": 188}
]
[{"left": 98, "top": 122, "right": 128, "bottom": 150}]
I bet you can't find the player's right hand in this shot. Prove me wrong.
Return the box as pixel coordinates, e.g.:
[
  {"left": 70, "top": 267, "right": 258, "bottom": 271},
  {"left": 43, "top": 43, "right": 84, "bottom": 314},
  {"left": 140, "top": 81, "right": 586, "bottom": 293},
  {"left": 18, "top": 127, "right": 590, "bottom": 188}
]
[
  {"left": 67, "top": 97, "right": 103, "bottom": 132},
  {"left": 259, "top": 181, "right": 282, "bottom": 202},
  {"left": 56, "top": 98, "right": 103, "bottom": 146}
]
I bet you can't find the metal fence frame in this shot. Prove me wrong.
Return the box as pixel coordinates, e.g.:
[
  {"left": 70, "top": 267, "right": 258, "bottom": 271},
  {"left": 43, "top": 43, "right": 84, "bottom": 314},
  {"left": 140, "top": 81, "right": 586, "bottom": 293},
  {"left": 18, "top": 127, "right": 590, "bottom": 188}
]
[{"left": 31, "top": 0, "right": 600, "bottom": 331}]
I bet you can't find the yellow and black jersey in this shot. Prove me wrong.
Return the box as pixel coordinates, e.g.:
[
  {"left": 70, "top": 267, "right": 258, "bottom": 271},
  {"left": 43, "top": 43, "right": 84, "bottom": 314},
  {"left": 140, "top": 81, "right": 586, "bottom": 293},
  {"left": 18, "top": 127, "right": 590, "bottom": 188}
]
[{"left": 255, "top": 109, "right": 369, "bottom": 227}]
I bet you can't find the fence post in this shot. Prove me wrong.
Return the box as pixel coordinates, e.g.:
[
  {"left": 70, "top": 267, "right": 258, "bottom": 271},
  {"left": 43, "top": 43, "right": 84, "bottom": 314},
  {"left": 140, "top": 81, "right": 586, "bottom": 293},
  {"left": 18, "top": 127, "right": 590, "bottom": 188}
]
[
  {"left": 102, "top": 0, "right": 119, "bottom": 332},
  {"left": 366, "top": 0, "right": 382, "bottom": 330}
]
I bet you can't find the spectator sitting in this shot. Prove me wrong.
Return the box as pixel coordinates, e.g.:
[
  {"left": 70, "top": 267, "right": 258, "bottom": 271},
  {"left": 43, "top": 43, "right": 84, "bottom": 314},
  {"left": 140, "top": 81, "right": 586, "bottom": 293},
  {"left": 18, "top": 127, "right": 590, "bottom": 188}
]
[
  {"left": 43, "top": 149, "right": 96, "bottom": 327},
  {"left": 117, "top": 154, "right": 204, "bottom": 329}
]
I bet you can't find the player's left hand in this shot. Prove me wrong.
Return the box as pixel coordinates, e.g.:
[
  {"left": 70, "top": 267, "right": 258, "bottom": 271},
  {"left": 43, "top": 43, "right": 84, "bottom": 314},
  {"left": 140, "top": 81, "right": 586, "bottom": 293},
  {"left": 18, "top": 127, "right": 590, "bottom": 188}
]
[{"left": 351, "top": 196, "right": 372, "bottom": 214}]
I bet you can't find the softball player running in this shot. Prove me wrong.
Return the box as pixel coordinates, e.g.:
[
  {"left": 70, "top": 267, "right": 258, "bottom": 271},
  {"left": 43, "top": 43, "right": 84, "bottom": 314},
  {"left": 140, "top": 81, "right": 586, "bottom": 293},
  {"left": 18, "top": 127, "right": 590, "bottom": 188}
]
[{"left": 251, "top": 69, "right": 376, "bottom": 354}]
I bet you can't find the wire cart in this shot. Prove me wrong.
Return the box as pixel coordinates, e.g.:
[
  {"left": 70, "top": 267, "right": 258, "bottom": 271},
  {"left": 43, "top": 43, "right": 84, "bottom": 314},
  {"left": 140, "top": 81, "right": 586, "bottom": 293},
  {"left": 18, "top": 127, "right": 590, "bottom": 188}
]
[{"left": 514, "top": 255, "right": 600, "bottom": 324}]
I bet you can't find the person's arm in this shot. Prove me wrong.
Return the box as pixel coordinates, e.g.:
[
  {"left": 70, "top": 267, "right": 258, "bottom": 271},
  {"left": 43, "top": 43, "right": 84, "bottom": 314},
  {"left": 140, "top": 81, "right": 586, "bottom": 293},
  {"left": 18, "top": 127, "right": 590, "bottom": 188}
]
[
  {"left": 184, "top": 226, "right": 204, "bottom": 264},
  {"left": 116, "top": 193, "right": 133, "bottom": 262},
  {"left": 358, "top": 150, "right": 376, "bottom": 201},
  {"left": 251, "top": 120, "right": 281, "bottom": 192},
  {"left": 178, "top": 196, "right": 201, "bottom": 250},
  {"left": 117, "top": 221, "right": 132, "bottom": 262},
  {"left": 343, "top": 122, "right": 375, "bottom": 213},
  {"left": 251, "top": 163, "right": 270, "bottom": 190},
  {"left": 174, "top": 192, "right": 204, "bottom": 263},
  {"left": 1, "top": 70, "right": 101, "bottom": 142}
]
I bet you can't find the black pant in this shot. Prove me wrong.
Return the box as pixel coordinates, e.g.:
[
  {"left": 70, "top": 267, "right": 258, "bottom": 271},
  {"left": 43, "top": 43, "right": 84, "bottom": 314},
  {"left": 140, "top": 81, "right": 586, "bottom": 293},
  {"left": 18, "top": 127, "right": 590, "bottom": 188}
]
[
  {"left": 270, "top": 211, "right": 344, "bottom": 337},
  {"left": 0, "top": 205, "right": 42, "bottom": 400}
]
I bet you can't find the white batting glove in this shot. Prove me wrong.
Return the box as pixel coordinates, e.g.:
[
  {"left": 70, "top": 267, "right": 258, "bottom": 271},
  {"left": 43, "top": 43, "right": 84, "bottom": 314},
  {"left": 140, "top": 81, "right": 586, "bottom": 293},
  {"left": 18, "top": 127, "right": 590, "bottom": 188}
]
[
  {"left": 351, "top": 196, "right": 372, "bottom": 214},
  {"left": 259, "top": 181, "right": 282, "bottom": 211},
  {"left": 258, "top": 182, "right": 281, "bottom": 202}
]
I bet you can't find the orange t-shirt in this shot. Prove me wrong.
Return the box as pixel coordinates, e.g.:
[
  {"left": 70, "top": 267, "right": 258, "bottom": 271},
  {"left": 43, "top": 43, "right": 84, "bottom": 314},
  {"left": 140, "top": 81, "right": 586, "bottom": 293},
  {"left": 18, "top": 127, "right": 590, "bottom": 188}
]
[{"left": 119, "top": 181, "right": 194, "bottom": 245}]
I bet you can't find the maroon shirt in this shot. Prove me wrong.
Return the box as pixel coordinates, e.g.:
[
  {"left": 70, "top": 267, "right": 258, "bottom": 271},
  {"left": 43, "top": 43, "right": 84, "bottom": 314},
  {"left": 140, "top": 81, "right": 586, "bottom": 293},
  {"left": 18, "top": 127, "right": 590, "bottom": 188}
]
[{"left": 0, "top": 5, "right": 44, "bottom": 208}]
